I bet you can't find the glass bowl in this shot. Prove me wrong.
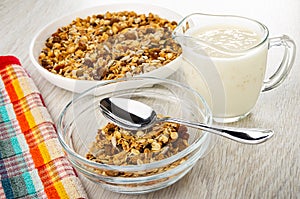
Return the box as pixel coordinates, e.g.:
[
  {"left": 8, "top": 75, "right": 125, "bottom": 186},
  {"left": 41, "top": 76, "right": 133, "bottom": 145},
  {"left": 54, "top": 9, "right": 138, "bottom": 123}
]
[{"left": 57, "top": 77, "right": 215, "bottom": 194}]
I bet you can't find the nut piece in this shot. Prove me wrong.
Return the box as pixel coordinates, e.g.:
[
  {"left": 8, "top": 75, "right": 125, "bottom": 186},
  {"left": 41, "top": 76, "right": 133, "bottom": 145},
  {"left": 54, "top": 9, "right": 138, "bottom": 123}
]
[
  {"left": 158, "top": 134, "right": 169, "bottom": 143},
  {"left": 170, "top": 131, "right": 178, "bottom": 140},
  {"left": 151, "top": 141, "right": 161, "bottom": 152}
]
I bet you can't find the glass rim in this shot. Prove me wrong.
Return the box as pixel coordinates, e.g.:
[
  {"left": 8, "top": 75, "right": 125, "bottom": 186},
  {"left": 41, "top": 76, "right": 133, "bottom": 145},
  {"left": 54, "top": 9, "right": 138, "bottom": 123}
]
[{"left": 172, "top": 12, "right": 270, "bottom": 56}]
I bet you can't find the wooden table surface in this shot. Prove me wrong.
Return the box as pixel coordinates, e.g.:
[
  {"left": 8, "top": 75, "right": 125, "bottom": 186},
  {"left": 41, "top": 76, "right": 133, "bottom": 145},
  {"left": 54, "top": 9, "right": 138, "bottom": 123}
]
[{"left": 1, "top": 0, "right": 299, "bottom": 198}]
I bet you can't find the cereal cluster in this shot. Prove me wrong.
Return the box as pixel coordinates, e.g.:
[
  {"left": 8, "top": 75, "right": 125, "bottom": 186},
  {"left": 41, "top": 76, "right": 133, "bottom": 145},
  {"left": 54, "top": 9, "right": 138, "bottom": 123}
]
[{"left": 38, "top": 11, "right": 182, "bottom": 80}]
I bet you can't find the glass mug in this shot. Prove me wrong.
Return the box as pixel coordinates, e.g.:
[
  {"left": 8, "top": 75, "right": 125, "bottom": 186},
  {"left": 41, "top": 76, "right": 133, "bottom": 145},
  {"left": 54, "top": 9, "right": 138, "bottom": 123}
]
[{"left": 172, "top": 13, "right": 296, "bottom": 123}]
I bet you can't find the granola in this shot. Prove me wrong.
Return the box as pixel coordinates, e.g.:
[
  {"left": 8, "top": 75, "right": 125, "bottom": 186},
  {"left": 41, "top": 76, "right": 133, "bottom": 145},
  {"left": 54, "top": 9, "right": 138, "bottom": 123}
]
[
  {"left": 86, "top": 119, "right": 190, "bottom": 177},
  {"left": 38, "top": 11, "right": 182, "bottom": 80}
]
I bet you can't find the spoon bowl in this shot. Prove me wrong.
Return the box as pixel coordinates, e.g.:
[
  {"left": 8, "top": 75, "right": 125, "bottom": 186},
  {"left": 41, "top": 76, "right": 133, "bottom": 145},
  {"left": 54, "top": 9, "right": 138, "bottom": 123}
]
[{"left": 100, "top": 97, "right": 274, "bottom": 144}]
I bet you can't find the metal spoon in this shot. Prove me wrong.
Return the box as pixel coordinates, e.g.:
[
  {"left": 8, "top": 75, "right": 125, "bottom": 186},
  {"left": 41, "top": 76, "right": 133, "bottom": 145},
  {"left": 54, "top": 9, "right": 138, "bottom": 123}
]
[{"left": 99, "top": 97, "right": 274, "bottom": 144}]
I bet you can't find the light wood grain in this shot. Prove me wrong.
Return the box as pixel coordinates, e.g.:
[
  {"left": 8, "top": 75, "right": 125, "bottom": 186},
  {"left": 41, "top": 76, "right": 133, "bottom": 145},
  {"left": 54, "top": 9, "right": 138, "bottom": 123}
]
[{"left": 1, "top": 0, "right": 299, "bottom": 198}]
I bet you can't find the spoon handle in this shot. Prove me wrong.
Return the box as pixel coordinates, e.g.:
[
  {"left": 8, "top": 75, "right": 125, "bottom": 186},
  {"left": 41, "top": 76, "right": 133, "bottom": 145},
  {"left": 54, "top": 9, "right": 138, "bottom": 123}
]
[{"left": 163, "top": 118, "right": 274, "bottom": 144}]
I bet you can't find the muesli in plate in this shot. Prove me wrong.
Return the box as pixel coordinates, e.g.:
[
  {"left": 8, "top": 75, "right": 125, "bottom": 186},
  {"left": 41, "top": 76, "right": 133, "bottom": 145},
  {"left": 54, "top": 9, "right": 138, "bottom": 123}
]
[{"left": 30, "top": 4, "right": 183, "bottom": 92}]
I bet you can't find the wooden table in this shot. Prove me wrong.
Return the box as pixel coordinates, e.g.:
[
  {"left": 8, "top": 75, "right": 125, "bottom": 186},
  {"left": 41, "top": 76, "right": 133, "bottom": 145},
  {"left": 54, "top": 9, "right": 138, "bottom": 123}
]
[{"left": 1, "top": 0, "right": 299, "bottom": 198}]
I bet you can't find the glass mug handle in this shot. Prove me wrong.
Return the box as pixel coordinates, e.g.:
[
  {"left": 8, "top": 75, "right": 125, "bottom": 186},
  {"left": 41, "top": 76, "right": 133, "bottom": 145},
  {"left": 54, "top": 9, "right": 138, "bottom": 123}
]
[{"left": 262, "top": 35, "right": 296, "bottom": 92}]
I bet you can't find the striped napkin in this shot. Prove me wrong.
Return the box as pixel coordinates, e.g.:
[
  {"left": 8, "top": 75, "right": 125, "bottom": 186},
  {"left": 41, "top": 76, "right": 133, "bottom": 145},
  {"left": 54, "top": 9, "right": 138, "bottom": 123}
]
[{"left": 0, "top": 56, "right": 87, "bottom": 199}]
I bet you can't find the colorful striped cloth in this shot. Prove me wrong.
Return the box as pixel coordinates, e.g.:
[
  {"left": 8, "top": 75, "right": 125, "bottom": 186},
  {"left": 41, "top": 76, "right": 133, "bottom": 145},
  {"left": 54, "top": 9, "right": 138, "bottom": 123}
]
[{"left": 0, "top": 56, "right": 87, "bottom": 199}]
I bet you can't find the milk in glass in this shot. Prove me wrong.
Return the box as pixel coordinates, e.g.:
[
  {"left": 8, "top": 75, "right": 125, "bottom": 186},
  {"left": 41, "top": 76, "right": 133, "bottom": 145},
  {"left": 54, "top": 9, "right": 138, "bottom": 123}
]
[{"left": 184, "top": 25, "right": 268, "bottom": 119}]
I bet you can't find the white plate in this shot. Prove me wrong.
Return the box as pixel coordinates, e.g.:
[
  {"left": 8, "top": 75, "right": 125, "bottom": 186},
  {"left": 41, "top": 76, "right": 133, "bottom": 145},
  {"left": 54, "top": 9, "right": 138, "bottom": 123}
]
[{"left": 29, "top": 3, "right": 183, "bottom": 93}]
